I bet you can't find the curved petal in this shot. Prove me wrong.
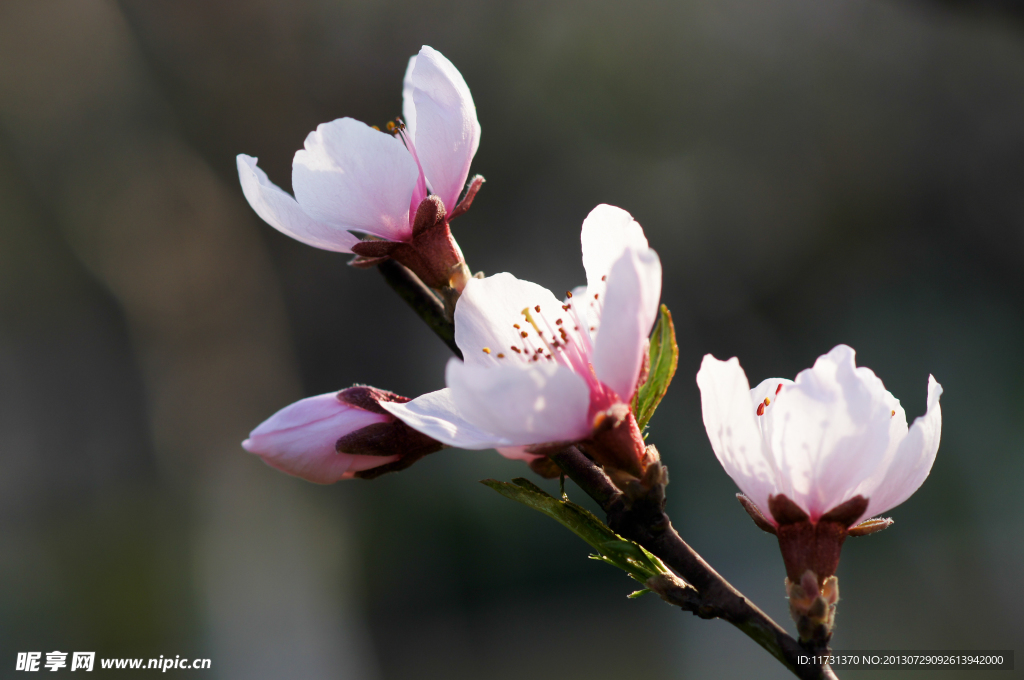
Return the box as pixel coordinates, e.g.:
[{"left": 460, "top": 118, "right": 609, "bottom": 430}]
[
  {"left": 292, "top": 118, "right": 418, "bottom": 242},
  {"left": 237, "top": 155, "right": 359, "bottom": 253},
  {"left": 404, "top": 46, "right": 480, "bottom": 213},
  {"left": 242, "top": 392, "right": 392, "bottom": 484},
  {"left": 862, "top": 376, "right": 943, "bottom": 519},
  {"left": 766, "top": 345, "right": 899, "bottom": 520},
  {"left": 454, "top": 273, "right": 566, "bottom": 368},
  {"left": 447, "top": 358, "right": 591, "bottom": 446},
  {"left": 592, "top": 248, "right": 661, "bottom": 401},
  {"left": 381, "top": 387, "right": 511, "bottom": 449},
  {"left": 697, "top": 355, "right": 778, "bottom": 522},
  {"left": 580, "top": 205, "right": 649, "bottom": 295}
]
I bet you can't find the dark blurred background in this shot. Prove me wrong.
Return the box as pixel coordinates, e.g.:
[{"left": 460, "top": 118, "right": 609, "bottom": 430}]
[{"left": 1, "top": 0, "right": 1022, "bottom": 678}]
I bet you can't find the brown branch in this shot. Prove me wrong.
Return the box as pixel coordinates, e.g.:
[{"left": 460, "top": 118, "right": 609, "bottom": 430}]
[
  {"left": 549, "top": 447, "right": 837, "bottom": 680},
  {"left": 376, "top": 259, "right": 462, "bottom": 359}
]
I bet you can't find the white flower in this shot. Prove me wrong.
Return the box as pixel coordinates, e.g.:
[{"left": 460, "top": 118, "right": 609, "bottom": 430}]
[
  {"left": 697, "top": 344, "right": 942, "bottom": 528},
  {"left": 236, "top": 46, "right": 481, "bottom": 289},
  {"left": 382, "top": 205, "right": 662, "bottom": 474}
]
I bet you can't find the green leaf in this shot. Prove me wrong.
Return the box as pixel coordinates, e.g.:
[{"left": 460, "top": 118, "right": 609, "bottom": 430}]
[
  {"left": 634, "top": 304, "right": 678, "bottom": 430},
  {"left": 482, "top": 478, "right": 670, "bottom": 585}
]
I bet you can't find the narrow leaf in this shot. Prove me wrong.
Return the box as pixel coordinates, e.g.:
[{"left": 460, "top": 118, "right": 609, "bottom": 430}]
[
  {"left": 635, "top": 304, "right": 679, "bottom": 430},
  {"left": 482, "top": 479, "right": 671, "bottom": 584}
]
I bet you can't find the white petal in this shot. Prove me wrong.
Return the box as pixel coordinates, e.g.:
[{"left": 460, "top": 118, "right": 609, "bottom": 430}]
[
  {"left": 862, "top": 376, "right": 943, "bottom": 519},
  {"left": 447, "top": 358, "right": 592, "bottom": 446},
  {"left": 592, "top": 248, "right": 662, "bottom": 400},
  {"left": 404, "top": 46, "right": 480, "bottom": 214},
  {"left": 292, "top": 118, "right": 418, "bottom": 242},
  {"left": 454, "top": 273, "right": 566, "bottom": 368},
  {"left": 765, "top": 345, "right": 899, "bottom": 520},
  {"left": 580, "top": 205, "right": 649, "bottom": 295},
  {"left": 381, "top": 387, "right": 509, "bottom": 449},
  {"left": 237, "top": 155, "right": 359, "bottom": 253},
  {"left": 697, "top": 355, "right": 778, "bottom": 521}
]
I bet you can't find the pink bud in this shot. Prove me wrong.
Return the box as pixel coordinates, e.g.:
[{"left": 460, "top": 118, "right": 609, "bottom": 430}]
[{"left": 242, "top": 390, "right": 400, "bottom": 484}]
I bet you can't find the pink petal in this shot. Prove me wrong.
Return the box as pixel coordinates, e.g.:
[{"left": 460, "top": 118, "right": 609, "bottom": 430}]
[
  {"left": 292, "top": 118, "right": 418, "bottom": 242},
  {"left": 766, "top": 345, "right": 900, "bottom": 520},
  {"left": 495, "top": 446, "right": 543, "bottom": 462},
  {"left": 580, "top": 205, "right": 649, "bottom": 296},
  {"left": 403, "top": 46, "right": 480, "bottom": 214},
  {"left": 697, "top": 355, "right": 778, "bottom": 522},
  {"left": 237, "top": 155, "right": 360, "bottom": 253},
  {"left": 447, "top": 358, "right": 591, "bottom": 446},
  {"left": 381, "top": 388, "right": 513, "bottom": 449},
  {"left": 592, "top": 247, "right": 661, "bottom": 401},
  {"left": 242, "top": 392, "right": 393, "bottom": 484},
  {"left": 861, "top": 375, "right": 943, "bottom": 519},
  {"left": 454, "top": 273, "right": 566, "bottom": 368}
]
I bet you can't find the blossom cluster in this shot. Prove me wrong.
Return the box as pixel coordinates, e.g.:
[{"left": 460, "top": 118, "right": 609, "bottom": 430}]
[{"left": 236, "top": 46, "right": 942, "bottom": 642}]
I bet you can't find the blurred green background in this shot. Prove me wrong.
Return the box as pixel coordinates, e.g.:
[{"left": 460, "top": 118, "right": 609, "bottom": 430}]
[{"left": 0, "top": 0, "right": 1021, "bottom": 678}]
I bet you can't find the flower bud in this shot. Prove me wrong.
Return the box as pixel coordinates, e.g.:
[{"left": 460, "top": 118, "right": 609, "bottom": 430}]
[
  {"left": 786, "top": 571, "right": 840, "bottom": 644},
  {"left": 243, "top": 386, "right": 443, "bottom": 483}
]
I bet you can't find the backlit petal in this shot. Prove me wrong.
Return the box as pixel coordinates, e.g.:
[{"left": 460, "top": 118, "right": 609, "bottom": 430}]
[
  {"left": 592, "top": 248, "right": 661, "bottom": 400},
  {"left": 697, "top": 355, "right": 778, "bottom": 522},
  {"left": 447, "top": 358, "right": 591, "bottom": 446},
  {"left": 454, "top": 273, "right": 565, "bottom": 368},
  {"left": 237, "top": 155, "right": 359, "bottom": 253},
  {"left": 404, "top": 46, "right": 480, "bottom": 213},
  {"left": 381, "top": 388, "right": 511, "bottom": 449},
  {"left": 580, "top": 205, "right": 649, "bottom": 295},
  {"left": 292, "top": 118, "right": 418, "bottom": 242},
  {"left": 862, "top": 376, "right": 943, "bottom": 519}
]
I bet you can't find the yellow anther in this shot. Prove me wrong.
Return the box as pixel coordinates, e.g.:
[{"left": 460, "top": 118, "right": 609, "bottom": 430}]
[
  {"left": 482, "top": 347, "right": 491, "bottom": 354},
  {"left": 386, "top": 121, "right": 396, "bottom": 132},
  {"left": 371, "top": 125, "right": 380, "bottom": 131}
]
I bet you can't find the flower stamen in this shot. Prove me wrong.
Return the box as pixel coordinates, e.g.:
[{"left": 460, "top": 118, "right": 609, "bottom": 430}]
[{"left": 756, "top": 397, "right": 770, "bottom": 417}]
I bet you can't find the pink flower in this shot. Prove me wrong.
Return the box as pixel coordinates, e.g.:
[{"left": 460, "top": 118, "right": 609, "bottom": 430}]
[
  {"left": 237, "top": 46, "right": 481, "bottom": 290},
  {"left": 243, "top": 386, "right": 443, "bottom": 483},
  {"left": 382, "top": 205, "right": 662, "bottom": 476},
  {"left": 696, "top": 344, "right": 942, "bottom": 600}
]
